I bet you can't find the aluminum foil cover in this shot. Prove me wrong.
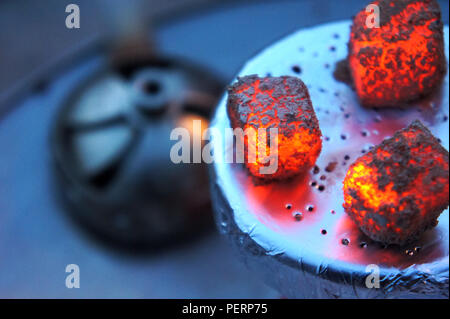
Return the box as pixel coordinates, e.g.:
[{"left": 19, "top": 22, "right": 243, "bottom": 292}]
[{"left": 209, "top": 21, "right": 449, "bottom": 298}]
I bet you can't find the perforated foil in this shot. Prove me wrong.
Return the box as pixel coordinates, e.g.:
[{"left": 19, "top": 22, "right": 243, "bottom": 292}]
[{"left": 209, "top": 21, "right": 449, "bottom": 299}]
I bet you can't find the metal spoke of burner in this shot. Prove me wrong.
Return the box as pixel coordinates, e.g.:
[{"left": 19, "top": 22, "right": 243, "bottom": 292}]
[{"left": 64, "top": 114, "right": 130, "bottom": 133}]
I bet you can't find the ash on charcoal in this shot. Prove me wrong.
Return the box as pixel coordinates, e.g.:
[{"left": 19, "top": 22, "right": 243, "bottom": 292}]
[
  {"left": 227, "top": 75, "right": 322, "bottom": 181},
  {"left": 343, "top": 120, "right": 449, "bottom": 245},
  {"left": 347, "top": 0, "right": 446, "bottom": 107}
]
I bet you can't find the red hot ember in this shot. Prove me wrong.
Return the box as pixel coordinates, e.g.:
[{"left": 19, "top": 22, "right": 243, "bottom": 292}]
[
  {"left": 343, "top": 120, "right": 449, "bottom": 245},
  {"left": 348, "top": 0, "right": 446, "bottom": 107},
  {"left": 227, "top": 75, "right": 322, "bottom": 181}
]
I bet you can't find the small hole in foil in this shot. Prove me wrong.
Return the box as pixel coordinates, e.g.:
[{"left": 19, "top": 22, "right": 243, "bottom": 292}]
[
  {"left": 293, "top": 212, "right": 303, "bottom": 221},
  {"left": 325, "top": 161, "right": 337, "bottom": 172},
  {"left": 292, "top": 65, "right": 302, "bottom": 74},
  {"left": 313, "top": 166, "right": 320, "bottom": 174}
]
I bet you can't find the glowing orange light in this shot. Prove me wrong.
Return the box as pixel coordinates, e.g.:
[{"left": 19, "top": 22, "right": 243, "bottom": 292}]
[
  {"left": 343, "top": 120, "right": 449, "bottom": 245},
  {"left": 348, "top": 0, "right": 446, "bottom": 107},
  {"left": 227, "top": 75, "right": 322, "bottom": 181}
]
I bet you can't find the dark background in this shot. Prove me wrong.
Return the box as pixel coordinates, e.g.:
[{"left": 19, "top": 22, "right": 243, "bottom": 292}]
[{"left": 2, "top": 0, "right": 447, "bottom": 98}]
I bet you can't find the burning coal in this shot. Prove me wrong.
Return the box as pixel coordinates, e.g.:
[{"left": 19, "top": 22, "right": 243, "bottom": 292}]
[
  {"left": 348, "top": 0, "right": 446, "bottom": 107},
  {"left": 227, "top": 75, "right": 322, "bottom": 181},
  {"left": 343, "top": 120, "right": 449, "bottom": 245}
]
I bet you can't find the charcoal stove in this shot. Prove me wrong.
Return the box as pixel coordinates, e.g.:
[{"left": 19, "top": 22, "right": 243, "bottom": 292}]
[
  {"left": 51, "top": 56, "right": 223, "bottom": 248},
  {"left": 209, "top": 21, "right": 449, "bottom": 298}
]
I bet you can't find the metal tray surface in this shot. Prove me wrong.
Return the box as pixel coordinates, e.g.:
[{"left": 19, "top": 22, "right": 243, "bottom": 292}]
[{"left": 210, "top": 21, "right": 449, "bottom": 299}]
